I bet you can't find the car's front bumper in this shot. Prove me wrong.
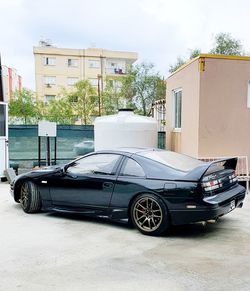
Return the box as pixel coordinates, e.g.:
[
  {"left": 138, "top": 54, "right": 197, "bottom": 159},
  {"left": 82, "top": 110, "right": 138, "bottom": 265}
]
[
  {"left": 170, "top": 184, "right": 246, "bottom": 225},
  {"left": 10, "top": 181, "right": 14, "bottom": 197}
]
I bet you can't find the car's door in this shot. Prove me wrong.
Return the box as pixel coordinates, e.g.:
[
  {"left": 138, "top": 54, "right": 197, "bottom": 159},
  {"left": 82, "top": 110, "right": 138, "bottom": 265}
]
[
  {"left": 110, "top": 157, "right": 148, "bottom": 208},
  {"left": 48, "top": 153, "right": 122, "bottom": 208}
]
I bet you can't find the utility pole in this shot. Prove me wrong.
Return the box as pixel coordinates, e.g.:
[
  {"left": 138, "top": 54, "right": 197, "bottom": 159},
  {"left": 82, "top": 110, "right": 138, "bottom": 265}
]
[
  {"left": 100, "top": 54, "right": 106, "bottom": 111},
  {"left": 97, "top": 74, "right": 101, "bottom": 116},
  {"left": 97, "top": 54, "right": 105, "bottom": 116},
  {"left": 100, "top": 55, "right": 104, "bottom": 91}
]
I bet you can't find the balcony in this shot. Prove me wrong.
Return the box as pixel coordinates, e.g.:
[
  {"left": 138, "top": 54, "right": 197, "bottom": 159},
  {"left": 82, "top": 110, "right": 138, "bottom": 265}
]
[{"left": 106, "top": 67, "right": 126, "bottom": 75}]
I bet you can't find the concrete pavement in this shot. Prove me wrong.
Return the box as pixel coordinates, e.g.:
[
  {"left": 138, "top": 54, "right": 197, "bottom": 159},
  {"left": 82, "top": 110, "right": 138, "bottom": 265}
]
[{"left": 0, "top": 182, "right": 250, "bottom": 291}]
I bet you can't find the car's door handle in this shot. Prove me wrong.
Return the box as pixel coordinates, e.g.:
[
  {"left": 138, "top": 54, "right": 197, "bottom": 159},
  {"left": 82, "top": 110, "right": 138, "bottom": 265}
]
[{"left": 103, "top": 182, "right": 114, "bottom": 189}]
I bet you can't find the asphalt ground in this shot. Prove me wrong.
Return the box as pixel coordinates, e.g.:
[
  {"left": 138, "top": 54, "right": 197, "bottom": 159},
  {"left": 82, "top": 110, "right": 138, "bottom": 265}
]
[{"left": 0, "top": 182, "right": 250, "bottom": 291}]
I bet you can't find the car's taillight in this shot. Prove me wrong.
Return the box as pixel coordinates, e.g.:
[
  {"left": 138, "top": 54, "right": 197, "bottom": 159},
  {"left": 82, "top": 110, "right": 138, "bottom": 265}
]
[
  {"left": 202, "top": 171, "right": 238, "bottom": 192},
  {"left": 229, "top": 171, "right": 238, "bottom": 183},
  {"left": 202, "top": 179, "right": 222, "bottom": 192}
]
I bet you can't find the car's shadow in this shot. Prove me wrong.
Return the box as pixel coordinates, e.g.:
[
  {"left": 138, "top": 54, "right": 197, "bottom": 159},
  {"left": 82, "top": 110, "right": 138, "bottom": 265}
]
[
  {"left": 166, "top": 219, "right": 227, "bottom": 238},
  {"left": 44, "top": 210, "right": 228, "bottom": 238},
  {"left": 45, "top": 211, "right": 133, "bottom": 230}
]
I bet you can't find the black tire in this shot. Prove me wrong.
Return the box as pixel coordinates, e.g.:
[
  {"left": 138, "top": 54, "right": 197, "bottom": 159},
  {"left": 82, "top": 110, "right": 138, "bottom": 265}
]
[
  {"left": 20, "top": 181, "right": 41, "bottom": 213},
  {"left": 130, "top": 194, "right": 170, "bottom": 236}
]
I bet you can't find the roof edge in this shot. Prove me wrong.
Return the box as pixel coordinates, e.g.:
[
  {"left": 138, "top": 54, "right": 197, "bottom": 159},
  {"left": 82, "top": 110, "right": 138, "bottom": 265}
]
[
  {"left": 167, "top": 56, "right": 200, "bottom": 78},
  {"left": 199, "top": 53, "right": 250, "bottom": 61},
  {"left": 167, "top": 53, "right": 250, "bottom": 79}
]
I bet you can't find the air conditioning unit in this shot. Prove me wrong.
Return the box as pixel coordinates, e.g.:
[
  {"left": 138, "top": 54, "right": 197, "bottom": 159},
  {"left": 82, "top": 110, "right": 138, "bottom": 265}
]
[{"left": 46, "top": 84, "right": 51, "bottom": 88}]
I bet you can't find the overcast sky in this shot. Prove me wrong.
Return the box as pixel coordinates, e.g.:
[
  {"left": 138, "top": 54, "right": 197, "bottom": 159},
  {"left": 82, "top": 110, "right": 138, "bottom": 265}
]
[{"left": 1, "top": 0, "right": 250, "bottom": 90}]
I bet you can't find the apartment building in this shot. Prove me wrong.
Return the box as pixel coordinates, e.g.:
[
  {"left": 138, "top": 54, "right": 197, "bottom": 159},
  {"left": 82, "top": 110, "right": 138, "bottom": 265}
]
[
  {"left": 33, "top": 43, "right": 138, "bottom": 103},
  {"left": 1, "top": 65, "right": 22, "bottom": 102}
]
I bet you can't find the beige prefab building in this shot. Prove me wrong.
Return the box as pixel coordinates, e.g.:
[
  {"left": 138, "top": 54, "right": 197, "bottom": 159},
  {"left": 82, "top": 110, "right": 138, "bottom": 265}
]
[
  {"left": 33, "top": 45, "right": 138, "bottom": 103},
  {"left": 166, "top": 54, "right": 250, "bottom": 163}
]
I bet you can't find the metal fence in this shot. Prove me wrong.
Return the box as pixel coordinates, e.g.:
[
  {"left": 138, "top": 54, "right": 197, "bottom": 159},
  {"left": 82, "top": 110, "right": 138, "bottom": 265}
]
[{"left": 9, "top": 125, "right": 94, "bottom": 169}]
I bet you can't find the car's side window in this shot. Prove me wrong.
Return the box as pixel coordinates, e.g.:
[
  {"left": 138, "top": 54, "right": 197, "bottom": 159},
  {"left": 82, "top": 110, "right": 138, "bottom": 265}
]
[
  {"left": 120, "top": 158, "right": 145, "bottom": 177},
  {"left": 67, "top": 154, "right": 121, "bottom": 175}
]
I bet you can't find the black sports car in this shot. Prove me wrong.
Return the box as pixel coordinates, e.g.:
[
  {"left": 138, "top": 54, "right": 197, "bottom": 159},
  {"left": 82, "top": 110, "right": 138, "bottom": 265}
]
[{"left": 10, "top": 148, "right": 246, "bottom": 236}]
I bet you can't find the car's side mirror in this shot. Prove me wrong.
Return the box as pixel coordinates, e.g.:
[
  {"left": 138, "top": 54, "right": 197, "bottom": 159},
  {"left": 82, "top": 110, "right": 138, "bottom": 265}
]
[
  {"left": 64, "top": 162, "right": 74, "bottom": 172},
  {"left": 62, "top": 165, "right": 77, "bottom": 179}
]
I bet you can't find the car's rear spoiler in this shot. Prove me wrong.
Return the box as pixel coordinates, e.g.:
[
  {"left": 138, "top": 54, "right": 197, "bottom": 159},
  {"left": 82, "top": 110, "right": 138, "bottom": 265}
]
[{"left": 184, "top": 157, "right": 237, "bottom": 181}]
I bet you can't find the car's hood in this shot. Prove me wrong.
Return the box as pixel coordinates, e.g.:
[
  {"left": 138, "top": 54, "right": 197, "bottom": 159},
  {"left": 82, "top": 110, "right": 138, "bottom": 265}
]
[{"left": 15, "top": 165, "right": 63, "bottom": 181}]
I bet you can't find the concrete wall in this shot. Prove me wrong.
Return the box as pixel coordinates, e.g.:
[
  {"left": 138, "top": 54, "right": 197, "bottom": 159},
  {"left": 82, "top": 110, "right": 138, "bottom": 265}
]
[
  {"left": 199, "top": 58, "right": 250, "bottom": 160},
  {"left": 166, "top": 59, "right": 200, "bottom": 157}
]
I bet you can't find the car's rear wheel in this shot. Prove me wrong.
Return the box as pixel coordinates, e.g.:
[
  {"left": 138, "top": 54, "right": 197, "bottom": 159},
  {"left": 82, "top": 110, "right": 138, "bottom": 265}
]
[
  {"left": 20, "top": 181, "right": 41, "bottom": 213},
  {"left": 131, "top": 194, "right": 170, "bottom": 236}
]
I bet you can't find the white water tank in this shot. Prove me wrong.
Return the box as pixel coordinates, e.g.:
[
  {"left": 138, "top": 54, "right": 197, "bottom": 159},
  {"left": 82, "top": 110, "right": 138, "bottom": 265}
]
[{"left": 94, "top": 109, "right": 158, "bottom": 151}]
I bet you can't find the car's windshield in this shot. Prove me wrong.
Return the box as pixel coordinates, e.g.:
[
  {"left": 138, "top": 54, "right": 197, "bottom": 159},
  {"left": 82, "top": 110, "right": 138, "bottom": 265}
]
[{"left": 138, "top": 150, "right": 204, "bottom": 172}]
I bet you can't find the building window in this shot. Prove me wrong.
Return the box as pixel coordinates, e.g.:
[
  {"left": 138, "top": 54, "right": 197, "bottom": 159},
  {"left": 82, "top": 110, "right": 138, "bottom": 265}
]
[
  {"left": 44, "top": 57, "right": 55, "bottom": 66},
  {"left": 173, "top": 89, "right": 182, "bottom": 129},
  {"left": 247, "top": 81, "right": 250, "bottom": 108},
  {"left": 68, "top": 77, "right": 79, "bottom": 86},
  {"left": 68, "top": 59, "right": 78, "bottom": 67},
  {"left": 88, "top": 60, "right": 100, "bottom": 68},
  {"left": 44, "top": 95, "right": 56, "bottom": 105},
  {"left": 88, "top": 78, "right": 98, "bottom": 87},
  {"left": 44, "top": 76, "right": 56, "bottom": 86}
]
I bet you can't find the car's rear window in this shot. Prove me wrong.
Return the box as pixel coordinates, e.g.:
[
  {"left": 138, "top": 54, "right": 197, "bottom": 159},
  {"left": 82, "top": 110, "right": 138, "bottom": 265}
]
[{"left": 138, "top": 150, "right": 203, "bottom": 172}]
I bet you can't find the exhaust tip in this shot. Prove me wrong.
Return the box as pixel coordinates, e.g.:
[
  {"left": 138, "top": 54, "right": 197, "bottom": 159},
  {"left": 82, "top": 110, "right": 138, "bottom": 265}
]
[{"left": 238, "top": 202, "right": 243, "bottom": 208}]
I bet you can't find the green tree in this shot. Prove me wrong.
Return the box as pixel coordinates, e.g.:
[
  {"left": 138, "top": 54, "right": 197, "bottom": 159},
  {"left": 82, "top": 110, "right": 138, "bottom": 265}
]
[
  {"left": 102, "top": 78, "right": 125, "bottom": 115},
  {"left": 169, "top": 33, "right": 244, "bottom": 73},
  {"left": 120, "top": 62, "right": 166, "bottom": 116},
  {"left": 169, "top": 57, "right": 186, "bottom": 74},
  {"left": 169, "top": 49, "right": 201, "bottom": 73},
  {"left": 45, "top": 97, "right": 75, "bottom": 124},
  {"left": 210, "top": 32, "right": 243, "bottom": 55},
  {"left": 189, "top": 48, "right": 201, "bottom": 59},
  {"left": 8, "top": 88, "right": 38, "bottom": 124},
  {"left": 69, "top": 80, "right": 98, "bottom": 124}
]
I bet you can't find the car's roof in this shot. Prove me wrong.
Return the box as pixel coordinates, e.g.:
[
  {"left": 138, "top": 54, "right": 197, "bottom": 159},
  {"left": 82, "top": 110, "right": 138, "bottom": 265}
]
[{"left": 95, "top": 147, "right": 162, "bottom": 156}]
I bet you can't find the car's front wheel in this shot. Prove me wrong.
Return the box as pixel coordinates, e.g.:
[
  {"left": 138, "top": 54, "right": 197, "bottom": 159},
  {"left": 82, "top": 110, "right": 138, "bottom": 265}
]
[
  {"left": 130, "top": 194, "right": 170, "bottom": 236},
  {"left": 20, "top": 181, "right": 41, "bottom": 213}
]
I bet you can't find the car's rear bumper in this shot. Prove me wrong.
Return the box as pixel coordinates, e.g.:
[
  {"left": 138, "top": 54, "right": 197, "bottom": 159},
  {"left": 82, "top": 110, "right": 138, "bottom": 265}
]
[{"left": 170, "top": 184, "right": 246, "bottom": 225}]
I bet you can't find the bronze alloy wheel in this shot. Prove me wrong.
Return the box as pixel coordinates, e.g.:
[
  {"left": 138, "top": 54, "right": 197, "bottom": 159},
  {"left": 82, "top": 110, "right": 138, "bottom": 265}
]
[
  {"left": 20, "top": 182, "right": 29, "bottom": 209},
  {"left": 19, "top": 181, "right": 41, "bottom": 213},
  {"left": 133, "top": 197, "right": 163, "bottom": 232}
]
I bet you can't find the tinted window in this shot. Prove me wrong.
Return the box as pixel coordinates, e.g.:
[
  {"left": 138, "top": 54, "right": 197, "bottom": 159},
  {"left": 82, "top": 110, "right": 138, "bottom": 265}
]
[
  {"left": 67, "top": 154, "right": 121, "bottom": 175},
  {"left": 120, "top": 158, "right": 145, "bottom": 177},
  {"left": 138, "top": 150, "right": 203, "bottom": 172}
]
